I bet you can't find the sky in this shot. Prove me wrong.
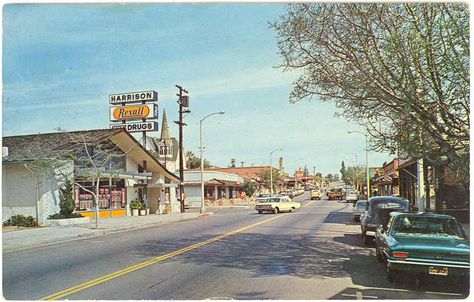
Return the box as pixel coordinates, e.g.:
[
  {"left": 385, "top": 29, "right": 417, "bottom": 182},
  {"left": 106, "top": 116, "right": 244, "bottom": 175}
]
[{"left": 2, "top": 3, "right": 393, "bottom": 175}]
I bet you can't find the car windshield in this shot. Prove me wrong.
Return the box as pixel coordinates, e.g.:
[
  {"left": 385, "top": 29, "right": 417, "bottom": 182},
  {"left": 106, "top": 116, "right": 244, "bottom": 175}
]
[
  {"left": 268, "top": 198, "right": 281, "bottom": 203},
  {"left": 392, "top": 216, "right": 464, "bottom": 237},
  {"left": 369, "top": 199, "right": 409, "bottom": 212},
  {"left": 356, "top": 202, "right": 367, "bottom": 209}
]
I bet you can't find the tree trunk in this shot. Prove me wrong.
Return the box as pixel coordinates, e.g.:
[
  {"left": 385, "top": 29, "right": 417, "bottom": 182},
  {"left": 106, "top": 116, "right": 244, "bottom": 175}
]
[{"left": 423, "top": 160, "right": 430, "bottom": 210}]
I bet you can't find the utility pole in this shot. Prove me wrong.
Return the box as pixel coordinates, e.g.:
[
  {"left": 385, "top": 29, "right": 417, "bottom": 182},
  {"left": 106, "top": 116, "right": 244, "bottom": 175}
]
[{"left": 175, "top": 85, "right": 190, "bottom": 213}]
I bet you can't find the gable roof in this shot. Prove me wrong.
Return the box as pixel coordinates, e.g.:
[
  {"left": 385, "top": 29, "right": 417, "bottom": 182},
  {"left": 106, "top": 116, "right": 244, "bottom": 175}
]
[
  {"left": 3, "top": 129, "right": 123, "bottom": 162},
  {"left": 2, "top": 128, "right": 180, "bottom": 183}
]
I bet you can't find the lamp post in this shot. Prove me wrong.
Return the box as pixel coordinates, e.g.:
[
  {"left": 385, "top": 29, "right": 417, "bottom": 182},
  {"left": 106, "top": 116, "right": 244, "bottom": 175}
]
[
  {"left": 269, "top": 148, "right": 283, "bottom": 195},
  {"left": 348, "top": 130, "right": 370, "bottom": 199},
  {"left": 200, "top": 111, "right": 225, "bottom": 214}
]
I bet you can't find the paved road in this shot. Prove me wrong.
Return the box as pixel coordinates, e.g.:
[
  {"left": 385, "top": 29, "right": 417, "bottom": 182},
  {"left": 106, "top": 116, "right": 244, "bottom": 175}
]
[{"left": 3, "top": 193, "right": 469, "bottom": 300}]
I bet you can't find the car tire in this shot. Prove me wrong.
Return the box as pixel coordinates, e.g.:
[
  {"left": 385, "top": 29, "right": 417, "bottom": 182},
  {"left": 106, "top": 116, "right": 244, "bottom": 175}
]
[
  {"left": 273, "top": 207, "right": 279, "bottom": 214},
  {"left": 364, "top": 235, "right": 372, "bottom": 245},
  {"left": 386, "top": 263, "right": 399, "bottom": 283},
  {"left": 376, "top": 248, "right": 384, "bottom": 263},
  {"left": 257, "top": 210, "right": 263, "bottom": 214}
]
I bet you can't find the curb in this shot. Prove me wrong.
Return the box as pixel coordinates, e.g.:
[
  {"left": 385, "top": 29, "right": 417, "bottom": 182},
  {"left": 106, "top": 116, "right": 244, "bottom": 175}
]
[{"left": 3, "top": 213, "right": 201, "bottom": 254}]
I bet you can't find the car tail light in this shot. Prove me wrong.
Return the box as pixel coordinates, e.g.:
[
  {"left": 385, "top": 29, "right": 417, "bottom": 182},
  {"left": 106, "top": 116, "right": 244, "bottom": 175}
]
[{"left": 393, "top": 252, "right": 409, "bottom": 258}]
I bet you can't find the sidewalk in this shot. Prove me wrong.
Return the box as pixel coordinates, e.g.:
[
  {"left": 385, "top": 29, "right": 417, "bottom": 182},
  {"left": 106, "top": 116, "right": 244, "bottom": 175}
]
[{"left": 2, "top": 212, "right": 200, "bottom": 253}]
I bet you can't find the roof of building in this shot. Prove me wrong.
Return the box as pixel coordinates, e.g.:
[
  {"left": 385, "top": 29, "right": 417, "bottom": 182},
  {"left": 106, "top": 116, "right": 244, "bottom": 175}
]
[
  {"left": 2, "top": 128, "right": 180, "bottom": 183},
  {"left": 205, "top": 166, "right": 275, "bottom": 180},
  {"left": 3, "top": 128, "right": 123, "bottom": 161}
]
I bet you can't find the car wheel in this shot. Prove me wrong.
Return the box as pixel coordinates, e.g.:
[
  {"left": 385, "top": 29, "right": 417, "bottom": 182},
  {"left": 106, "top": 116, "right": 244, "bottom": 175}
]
[
  {"left": 289, "top": 208, "right": 294, "bottom": 213},
  {"left": 273, "top": 207, "right": 279, "bottom": 214},
  {"left": 364, "top": 235, "right": 372, "bottom": 245},
  {"left": 376, "top": 248, "right": 384, "bottom": 263},
  {"left": 386, "top": 263, "right": 399, "bottom": 283},
  {"left": 257, "top": 210, "right": 263, "bottom": 214}
]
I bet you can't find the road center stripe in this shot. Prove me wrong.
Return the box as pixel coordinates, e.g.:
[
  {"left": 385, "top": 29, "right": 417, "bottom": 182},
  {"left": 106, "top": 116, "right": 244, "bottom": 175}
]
[{"left": 40, "top": 212, "right": 289, "bottom": 300}]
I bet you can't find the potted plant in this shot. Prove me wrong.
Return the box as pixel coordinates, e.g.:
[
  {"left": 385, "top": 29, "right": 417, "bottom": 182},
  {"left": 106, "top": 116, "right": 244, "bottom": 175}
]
[
  {"left": 139, "top": 202, "right": 147, "bottom": 216},
  {"left": 130, "top": 200, "right": 142, "bottom": 216}
]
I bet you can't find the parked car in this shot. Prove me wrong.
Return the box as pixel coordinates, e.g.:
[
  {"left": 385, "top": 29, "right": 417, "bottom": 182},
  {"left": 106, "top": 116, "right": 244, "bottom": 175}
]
[
  {"left": 352, "top": 200, "right": 367, "bottom": 222},
  {"left": 254, "top": 196, "right": 301, "bottom": 214},
  {"left": 346, "top": 190, "right": 358, "bottom": 203},
  {"left": 360, "top": 196, "right": 409, "bottom": 245},
  {"left": 310, "top": 189, "right": 321, "bottom": 200},
  {"left": 375, "top": 212, "right": 470, "bottom": 282}
]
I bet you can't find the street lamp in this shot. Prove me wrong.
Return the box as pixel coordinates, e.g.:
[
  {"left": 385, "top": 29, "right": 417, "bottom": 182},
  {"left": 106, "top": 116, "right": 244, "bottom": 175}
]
[
  {"left": 348, "top": 130, "right": 370, "bottom": 199},
  {"left": 269, "top": 148, "right": 283, "bottom": 195},
  {"left": 200, "top": 111, "right": 225, "bottom": 214}
]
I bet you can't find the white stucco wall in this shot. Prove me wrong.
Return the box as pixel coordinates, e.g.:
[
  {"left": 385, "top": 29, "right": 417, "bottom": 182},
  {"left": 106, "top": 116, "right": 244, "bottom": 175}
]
[{"left": 2, "top": 160, "right": 74, "bottom": 226}]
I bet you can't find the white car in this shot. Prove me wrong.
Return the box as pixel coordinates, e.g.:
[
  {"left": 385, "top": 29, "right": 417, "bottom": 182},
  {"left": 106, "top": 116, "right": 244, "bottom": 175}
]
[{"left": 346, "top": 190, "right": 358, "bottom": 203}]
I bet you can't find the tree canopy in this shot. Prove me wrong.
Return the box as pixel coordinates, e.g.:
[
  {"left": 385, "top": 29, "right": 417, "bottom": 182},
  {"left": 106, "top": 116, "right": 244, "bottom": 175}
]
[{"left": 272, "top": 3, "right": 469, "bottom": 185}]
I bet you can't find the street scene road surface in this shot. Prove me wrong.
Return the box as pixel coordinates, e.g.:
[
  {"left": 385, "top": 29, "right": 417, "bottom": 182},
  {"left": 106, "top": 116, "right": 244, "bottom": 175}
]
[
  {"left": 3, "top": 193, "right": 468, "bottom": 300},
  {"left": 2, "top": 3, "right": 470, "bottom": 301}
]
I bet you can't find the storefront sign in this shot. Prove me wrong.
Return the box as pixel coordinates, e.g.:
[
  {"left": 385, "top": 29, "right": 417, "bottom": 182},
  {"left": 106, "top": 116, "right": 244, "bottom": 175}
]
[
  {"left": 109, "top": 104, "right": 158, "bottom": 121},
  {"left": 110, "top": 121, "right": 158, "bottom": 132},
  {"left": 109, "top": 90, "right": 158, "bottom": 104}
]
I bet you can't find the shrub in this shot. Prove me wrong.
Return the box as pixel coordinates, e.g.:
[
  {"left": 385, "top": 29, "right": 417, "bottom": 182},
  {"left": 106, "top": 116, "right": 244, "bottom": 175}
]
[
  {"left": 3, "top": 214, "right": 38, "bottom": 227},
  {"left": 48, "top": 179, "right": 83, "bottom": 219},
  {"left": 59, "top": 179, "right": 76, "bottom": 216},
  {"left": 130, "top": 199, "right": 144, "bottom": 209},
  {"left": 243, "top": 179, "right": 256, "bottom": 197},
  {"left": 48, "top": 213, "right": 83, "bottom": 219}
]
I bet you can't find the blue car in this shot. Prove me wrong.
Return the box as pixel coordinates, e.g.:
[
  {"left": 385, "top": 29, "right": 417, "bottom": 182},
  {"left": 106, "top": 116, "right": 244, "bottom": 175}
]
[
  {"left": 375, "top": 212, "right": 470, "bottom": 282},
  {"left": 360, "top": 196, "right": 409, "bottom": 245}
]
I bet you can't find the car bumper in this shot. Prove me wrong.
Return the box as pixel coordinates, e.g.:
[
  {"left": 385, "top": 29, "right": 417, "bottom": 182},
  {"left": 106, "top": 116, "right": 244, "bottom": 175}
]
[{"left": 387, "top": 257, "right": 470, "bottom": 276}]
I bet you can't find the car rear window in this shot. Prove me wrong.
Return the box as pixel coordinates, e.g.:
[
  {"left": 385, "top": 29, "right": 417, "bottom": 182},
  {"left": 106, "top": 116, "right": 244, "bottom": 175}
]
[
  {"left": 392, "top": 216, "right": 463, "bottom": 237},
  {"left": 356, "top": 202, "right": 367, "bottom": 209}
]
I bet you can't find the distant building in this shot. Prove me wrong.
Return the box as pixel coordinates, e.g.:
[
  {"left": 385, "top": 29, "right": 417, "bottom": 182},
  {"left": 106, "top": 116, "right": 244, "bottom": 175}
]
[
  {"left": 183, "top": 170, "right": 244, "bottom": 207},
  {"left": 144, "top": 110, "right": 179, "bottom": 173}
]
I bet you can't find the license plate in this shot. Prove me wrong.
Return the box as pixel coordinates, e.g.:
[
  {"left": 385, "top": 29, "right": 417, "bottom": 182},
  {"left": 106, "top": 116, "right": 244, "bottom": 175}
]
[{"left": 429, "top": 266, "right": 448, "bottom": 276}]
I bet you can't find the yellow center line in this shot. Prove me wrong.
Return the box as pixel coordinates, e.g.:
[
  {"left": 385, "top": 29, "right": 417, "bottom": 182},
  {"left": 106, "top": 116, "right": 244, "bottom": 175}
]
[{"left": 41, "top": 212, "right": 289, "bottom": 300}]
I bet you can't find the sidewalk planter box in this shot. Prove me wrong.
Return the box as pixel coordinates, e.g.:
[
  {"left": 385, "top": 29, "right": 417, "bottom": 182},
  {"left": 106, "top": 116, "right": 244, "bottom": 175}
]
[
  {"left": 132, "top": 209, "right": 139, "bottom": 216},
  {"left": 46, "top": 217, "right": 90, "bottom": 226},
  {"left": 139, "top": 209, "right": 146, "bottom": 216}
]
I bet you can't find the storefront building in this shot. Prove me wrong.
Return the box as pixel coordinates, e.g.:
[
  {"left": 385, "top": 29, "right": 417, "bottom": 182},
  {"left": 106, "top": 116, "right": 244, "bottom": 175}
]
[
  {"left": 2, "top": 128, "right": 180, "bottom": 225},
  {"left": 183, "top": 170, "right": 244, "bottom": 207}
]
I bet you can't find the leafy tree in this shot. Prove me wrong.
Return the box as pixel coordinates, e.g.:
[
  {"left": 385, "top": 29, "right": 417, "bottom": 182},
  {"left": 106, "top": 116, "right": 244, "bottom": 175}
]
[
  {"left": 303, "top": 166, "right": 309, "bottom": 177},
  {"left": 257, "top": 169, "right": 281, "bottom": 192},
  {"left": 243, "top": 179, "right": 256, "bottom": 197},
  {"left": 340, "top": 161, "right": 347, "bottom": 182},
  {"left": 272, "top": 3, "right": 469, "bottom": 189},
  {"left": 185, "top": 151, "right": 210, "bottom": 169}
]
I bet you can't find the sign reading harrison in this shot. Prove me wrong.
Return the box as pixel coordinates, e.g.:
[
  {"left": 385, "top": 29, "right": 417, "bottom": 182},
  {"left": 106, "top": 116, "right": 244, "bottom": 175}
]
[{"left": 109, "top": 90, "right": 158, "bottom": 104}]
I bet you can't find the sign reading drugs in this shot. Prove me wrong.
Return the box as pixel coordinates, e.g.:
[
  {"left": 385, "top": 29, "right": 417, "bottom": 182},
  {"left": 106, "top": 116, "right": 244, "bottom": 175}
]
[
  {"left": 109, "top": 90, "right": 158, "bottom": 104},
  {"left": 111, "top": 121, "right": 158, "bottom": 133},
  {"left": 109, "top": 103, "right": 158, "bottom": 121}
]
